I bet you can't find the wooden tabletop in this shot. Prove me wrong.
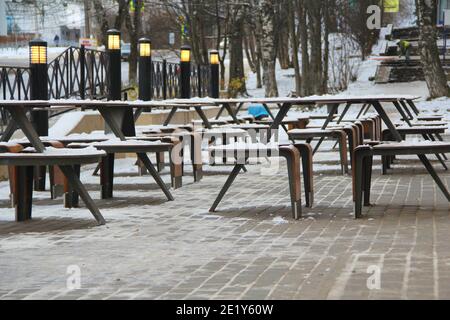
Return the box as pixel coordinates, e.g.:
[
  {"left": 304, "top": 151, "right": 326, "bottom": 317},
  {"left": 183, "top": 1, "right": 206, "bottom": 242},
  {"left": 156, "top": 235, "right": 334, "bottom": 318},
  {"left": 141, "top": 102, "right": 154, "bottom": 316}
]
[{"left": 0, "top": 94, "right": 421, "bottom": 110}]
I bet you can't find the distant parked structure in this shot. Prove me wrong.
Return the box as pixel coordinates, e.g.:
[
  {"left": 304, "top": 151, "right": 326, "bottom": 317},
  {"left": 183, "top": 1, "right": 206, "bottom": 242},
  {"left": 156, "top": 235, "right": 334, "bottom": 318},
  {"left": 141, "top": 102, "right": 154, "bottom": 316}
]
[
  {"left": 59, "top": 26, "right": 80, "bottom": 46},
  {"left": 3, "top": 0, "right": 84, "bottom": 46},
  {"left": 0, "top": 0, "right": 7, "bottom": 36},
  {"left": 438, "top": 0, "right": 450, "bottom": 24}
]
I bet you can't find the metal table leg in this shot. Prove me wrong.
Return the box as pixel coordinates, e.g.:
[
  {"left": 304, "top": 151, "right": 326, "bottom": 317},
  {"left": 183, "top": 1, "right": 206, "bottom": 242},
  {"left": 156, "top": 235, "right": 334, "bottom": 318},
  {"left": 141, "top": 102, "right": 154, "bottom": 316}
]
[
  {"left": 209, "top": 164, "right": 245, "bottom": 212},
  {"left": 195, "top": 106, "right": 213, "bottom": 129},
  {"left": 215, "top": 104, "right": 227, "bottom": 120},
  {"left": 406, "top": 99, "right": 420, "bottom": 115},
  {"left": 223, "top": 103, "right": 241, "bottom": 124},
  {"left": 163, "top": 107, "right": 178, "bottom": 126},
  {"left": 137, "top": 153, "right": 174, "bottom": 201},
  {"left": 373, "top": 101, "right": 450, "bottom": 196},
  {"left": 5, "top": 105, "right": 46, "bottom": 152},
  {"left": 336, "top": 103, "right": 352, "bottom": 124},
  {"left": 0, "top": 119, "right": 18, "bottom": 142},
  {"left": 99, "top": 106, "right": 174, "bottom": 200},
  {"left": 264, "top": 103, "right": 289, "bottom": 134},
  {"left": 321, "top": 103, "right": 340, "bottom": 130},
  {"left": 59, "top": 165, "right": 106, "bottom": 225},
  {"left": 371, "top": 101, "right": 403, "bottom": 141},
  {"left": 311, "top": 103, "right": 341, "bottom": 153}
]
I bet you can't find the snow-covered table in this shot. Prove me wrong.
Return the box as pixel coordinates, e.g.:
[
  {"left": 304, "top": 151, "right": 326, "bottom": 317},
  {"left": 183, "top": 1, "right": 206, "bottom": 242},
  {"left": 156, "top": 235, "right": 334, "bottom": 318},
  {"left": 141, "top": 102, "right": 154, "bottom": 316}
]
[
  {"left": 0, "top": 100, "right": 176, "bottom": 213},
  {"left": 0, "top": 101, "right": 107, "bottom": 224}
]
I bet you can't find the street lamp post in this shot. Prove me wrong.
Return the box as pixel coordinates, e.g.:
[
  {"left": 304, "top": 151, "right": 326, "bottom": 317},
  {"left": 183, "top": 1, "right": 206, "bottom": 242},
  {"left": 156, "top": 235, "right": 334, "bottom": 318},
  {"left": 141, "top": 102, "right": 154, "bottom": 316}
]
[
  {"left": 180, "top": 45, "right": 191, "bottom": 99},
  {"left": 106, "top": 29, "right": 121, "bottom": 101},
  {"left": 138, "top": 37, "right": 152, "bottom": 112},
  {"left": 29, "top": 39, "right": 48, "bottom": 135},
  {"left": 106, "top": 29, "right": 135, "bottom": 136},
  {"left": 209, "top": 50, "right": 220, "bottom": 98},
  {"left": 29, "top": 39, "right": 48, "bottom": 191}
]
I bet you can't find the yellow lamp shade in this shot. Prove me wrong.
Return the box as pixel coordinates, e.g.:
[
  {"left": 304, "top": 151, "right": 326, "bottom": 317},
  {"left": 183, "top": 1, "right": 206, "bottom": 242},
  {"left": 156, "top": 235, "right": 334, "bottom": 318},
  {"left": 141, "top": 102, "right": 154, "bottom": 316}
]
[
  {"left": 108, "top": 34, "right": 120, "bottom": 50},
  {"left": 30, "top": 45, "right": 47, "bottom": 64},
  {"left": 180, "top": 47, "right": 191, "bottom": 63},
  {"left": 210, "top": 51, "right": 219, "bottom": 65},
  {"left": 139, "top": 43, "right": 151, "bottom": 57}
]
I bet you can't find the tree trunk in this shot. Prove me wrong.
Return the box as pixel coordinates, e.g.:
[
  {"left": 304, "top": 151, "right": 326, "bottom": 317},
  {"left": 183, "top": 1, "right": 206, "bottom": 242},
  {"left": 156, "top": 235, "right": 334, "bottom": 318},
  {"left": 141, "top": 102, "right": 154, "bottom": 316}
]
[
  {"left": 307, "top": 0, "right": 324, "bottom": 95},
  {"left": 289, "top": 0, "right": 301, "bottom": 95},
  {"left": 253, "top": 5, "right": 264, "bottom": 89},
  {"left": 298, "top": 0, "right": 310, "bottom": 96},
  {"left": 260, "top": 0, "right": 279, "bottom": 97},
  {"left": 228, "top": 3, "right": 247, "bottom": 97},
  {"left": 124, "top": 0, "right": 143, "bottom": 85},
  {"left": 416, "top": 0, "right": 450, "bottom": 98},
  {"left": 322, "top": 0, "right": 330, "bottom": 94},
  {"left": 276, "top": 1, "right": 291, "bottom": 69}
]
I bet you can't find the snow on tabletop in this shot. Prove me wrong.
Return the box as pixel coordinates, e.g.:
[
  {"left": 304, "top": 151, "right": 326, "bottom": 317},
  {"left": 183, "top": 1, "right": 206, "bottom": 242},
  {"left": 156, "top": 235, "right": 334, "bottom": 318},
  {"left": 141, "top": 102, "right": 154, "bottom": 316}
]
[
  {"left": 197, "top": 128, "right": 247, "bottom": 134},
  {"left": 92, "top": 139, "right": 164, "bottom": 146},
  {"left": 288, "top": 128, "right": 332, "bottom": 133},
  {"left": 4, "top": 146, "right": 106, "bottom": 157},
  {"left": 209, "top": 142, "right": 279, "bottom": 151},
  {"left": 165, "top": 97, "right": 217, "bottom": 105}
]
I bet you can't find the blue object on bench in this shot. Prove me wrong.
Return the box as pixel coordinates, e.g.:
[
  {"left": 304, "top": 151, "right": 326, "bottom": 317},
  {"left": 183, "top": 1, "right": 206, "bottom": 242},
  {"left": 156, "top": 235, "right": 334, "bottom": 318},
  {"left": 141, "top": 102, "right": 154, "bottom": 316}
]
[{"left": 248, "top": 104, "right": 269, "bottom": 120}]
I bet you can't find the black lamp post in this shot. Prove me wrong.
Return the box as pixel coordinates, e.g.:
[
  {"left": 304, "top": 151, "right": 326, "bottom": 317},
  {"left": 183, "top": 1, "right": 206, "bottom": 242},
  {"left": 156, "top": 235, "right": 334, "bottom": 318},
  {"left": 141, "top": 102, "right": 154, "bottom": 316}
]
[
  {"left": 29, "top": 39, "right": 49, "bottom": 191},
  {"left": 180, "top": 45, "right": 191, "bottom": 99},
  {"left": 209, "top": 50, "right": 220, "bottom": 98},
  {"left": 106, "top": 29, "right": 121, "bottom": 101},
  {"left": 29, "top": 39, "right": 48, "bottom": 136},
  {"left": 138, "top": 37, "right": 152, "bottom": 112},
  {"left": 106, "top": 29, "right": 135, "bottom": 136}
]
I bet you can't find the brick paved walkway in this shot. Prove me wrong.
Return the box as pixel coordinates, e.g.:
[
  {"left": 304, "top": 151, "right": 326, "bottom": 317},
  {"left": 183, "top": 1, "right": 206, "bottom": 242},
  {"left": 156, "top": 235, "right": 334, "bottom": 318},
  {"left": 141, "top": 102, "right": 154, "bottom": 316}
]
[{"left": 0, "top": 147, "right": 449, "bottom": 300}]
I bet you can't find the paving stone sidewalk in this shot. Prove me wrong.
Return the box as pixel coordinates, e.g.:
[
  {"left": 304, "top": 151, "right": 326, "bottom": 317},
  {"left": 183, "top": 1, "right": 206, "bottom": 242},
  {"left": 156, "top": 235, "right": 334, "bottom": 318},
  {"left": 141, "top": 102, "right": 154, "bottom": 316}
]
[{"left": 0, "top": 150, "right": 449, "bottom": 300}]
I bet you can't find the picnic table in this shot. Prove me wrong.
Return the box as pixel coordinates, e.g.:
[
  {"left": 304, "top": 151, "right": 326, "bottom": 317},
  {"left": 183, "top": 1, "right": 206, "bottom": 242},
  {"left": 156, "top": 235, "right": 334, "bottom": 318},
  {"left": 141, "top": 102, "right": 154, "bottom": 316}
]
[
  {"left": 149, "top": 99, "right": 240, "bottom": 129},
  {"left": 0, "top": 100, "right": 108, "bottom": 224},
  {"left": 0, "top": 100, "right": 180, "bottom": 216},
  {"left": 174, "top": 95, "right": 450, "bottom": 206}
]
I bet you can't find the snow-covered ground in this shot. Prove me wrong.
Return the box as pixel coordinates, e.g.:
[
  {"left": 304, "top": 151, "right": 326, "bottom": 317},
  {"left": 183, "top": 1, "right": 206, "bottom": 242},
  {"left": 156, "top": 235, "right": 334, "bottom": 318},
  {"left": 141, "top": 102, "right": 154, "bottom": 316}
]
[{"left": 243, "top": 30, "right": 450, "bottom": 116}]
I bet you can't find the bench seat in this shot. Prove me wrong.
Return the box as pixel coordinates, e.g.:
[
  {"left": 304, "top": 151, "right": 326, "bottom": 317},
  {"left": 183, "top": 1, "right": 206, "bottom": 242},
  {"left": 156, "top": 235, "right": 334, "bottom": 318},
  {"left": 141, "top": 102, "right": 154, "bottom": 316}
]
[
  {"left": 0, "top": 147, "right": 106, "bottom": 224},
  {"left": 289, "top": 128, "right": 349, "bottom": 174},
  {"left": 209, "top": 143, "right": 314, "bottom": 219},
  {"left": 353, "top": 142, "right": 450, "bottom": 219}
]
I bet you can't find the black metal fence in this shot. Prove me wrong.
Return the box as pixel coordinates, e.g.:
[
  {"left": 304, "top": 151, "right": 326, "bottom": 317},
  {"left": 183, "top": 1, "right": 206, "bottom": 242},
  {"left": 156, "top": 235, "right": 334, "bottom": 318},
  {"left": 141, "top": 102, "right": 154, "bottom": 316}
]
[
  {"left": 0, "top": 66, "right": 31, "bottom": 100},
  {"left": 1, "top": 47, "right": 211, "bottom": 102},
  {"left": 0, "top": 49, "right": 213, "bottom": 133},
  {"left": 47, "top": 46, "right": 108, "bottom": 100}
]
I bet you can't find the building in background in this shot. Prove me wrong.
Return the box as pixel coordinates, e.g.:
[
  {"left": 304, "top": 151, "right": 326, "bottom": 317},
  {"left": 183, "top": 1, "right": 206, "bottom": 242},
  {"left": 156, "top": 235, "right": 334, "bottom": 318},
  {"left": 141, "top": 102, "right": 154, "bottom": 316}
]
[
  {"left": 3, "top": 0, "right": 84, "bottom": 47},
  {"left": 0, "top": 0, "right": 7, "bottom": 36},
  {"left": 439, "top": 0, "right": 450, "bottom": 24}
]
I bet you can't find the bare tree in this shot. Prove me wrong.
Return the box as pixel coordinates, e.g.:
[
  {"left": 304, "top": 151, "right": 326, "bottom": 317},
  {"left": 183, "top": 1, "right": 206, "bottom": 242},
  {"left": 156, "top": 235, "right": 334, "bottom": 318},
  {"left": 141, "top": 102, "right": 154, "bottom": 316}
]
[
  {"left": 124, "top": 0, "right": 143, "bottom": 85},
  {"left": 228, "top": 0, "right": 248, "bottom": 97},
  {"left": 260, "top": 0, "right": 278, "bottom": 97},
  {"left": 416, "top": 0, "right": 450, "bottom": 98}
]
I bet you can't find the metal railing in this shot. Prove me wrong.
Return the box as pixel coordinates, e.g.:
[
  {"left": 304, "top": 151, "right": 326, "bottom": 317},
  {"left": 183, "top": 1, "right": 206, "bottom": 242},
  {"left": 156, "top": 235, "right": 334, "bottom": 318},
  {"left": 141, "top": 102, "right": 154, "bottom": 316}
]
[
  {"left": 0, "top": 66, "right": 30, "bottom": 100},
  {"left": 47, "top": 46, "right": 107, "bottom": 100},
  {"left": 0, "top": 46, "right": 212, "bottom": 131}
]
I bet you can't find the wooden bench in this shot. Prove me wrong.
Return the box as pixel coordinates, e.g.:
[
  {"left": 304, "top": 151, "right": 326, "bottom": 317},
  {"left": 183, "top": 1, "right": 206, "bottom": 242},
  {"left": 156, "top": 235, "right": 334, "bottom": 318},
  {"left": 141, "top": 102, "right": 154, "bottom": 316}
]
[
  {"left": 69, "top": 140, "right": 178, "bottom": 200},
  {"left": 288, "top": 128, "right": 349, "bottom": 175},
  {"left": 307, "top": 122, "right": 362, "bottom": 165},
  {"left": 382, "top": 126, "right": 449, "bottom": 170},
  {"left": 339, "top": 115, "right": 382, "bottom": 141},
  {"left": 416, "top": 115, "right": 445, "bottom": 121},
  {"left": 353, "top": 142, "right": 450, "bottom": 218},
  {"left": 140, "top": 130, "right": 204, "bottom": 181},
  {"left": 0, "top": 146, "right": 106, "bottom": 224},
  {"left": 209, "top": 143, "right": 314, "bottom": 219},
  {"left": 253, "top": 116, "right": 310, "bottom": 130}
]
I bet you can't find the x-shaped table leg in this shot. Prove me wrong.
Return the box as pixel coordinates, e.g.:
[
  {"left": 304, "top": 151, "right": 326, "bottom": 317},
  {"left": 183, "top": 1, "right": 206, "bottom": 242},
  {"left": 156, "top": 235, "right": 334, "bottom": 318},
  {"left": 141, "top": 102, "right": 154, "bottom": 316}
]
[
  {"left": 164, "top": 107, "right": 178, "bottom": 126},
  {"left": 371, "top": 101, "right": 450, "bottom": 198},
  {"left": 5, "top": 105, "right": 105, "bottom": 224},
  {"left": 98, "top": 106, "right": 174, "bottom": 200}
]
